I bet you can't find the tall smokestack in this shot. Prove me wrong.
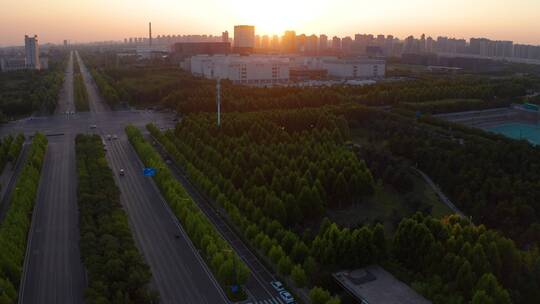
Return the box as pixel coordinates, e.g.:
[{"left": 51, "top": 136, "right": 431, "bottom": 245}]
[{"left": 149, "top": 22, "right": 152, "bottom": 47}]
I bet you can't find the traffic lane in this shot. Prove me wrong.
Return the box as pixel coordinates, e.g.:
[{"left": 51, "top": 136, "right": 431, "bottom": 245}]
[
  {"left": 55, "top": 51, "right": 74, "bottom": 115},
  {"left": 75, "top": 52, "right": 109, "bottom": 113},
  {"left": 20, "top": 139, "right": 85, "bottom": 304},
  {"left": 105, "top": 139, "right": 227, "bottom": 304},
  {"left": 152, "top": 139, "right": 281, "bottom": 301}
]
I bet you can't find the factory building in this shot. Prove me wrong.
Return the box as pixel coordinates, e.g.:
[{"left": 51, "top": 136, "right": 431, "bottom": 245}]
[
  {"left": 188, "top": 55, "right": 289, "bottom": 85},
  {"left": 322, "top": 58, "right": 385, "bottom": 79}
]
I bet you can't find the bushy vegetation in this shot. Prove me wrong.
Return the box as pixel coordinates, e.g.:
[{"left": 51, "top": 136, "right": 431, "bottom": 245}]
[
  {"left": 0, "top": 133, "right": 47, "bottom": 303},
  {"left": 90, "top": 69, "right": 120, "bottom": 106},
  {"left": 75, "top": 134, "right": 154, "bottom": 303},
  {"left": 73, "top": 59, "right": 89, "bottom": 111},
  {"left": 0, "top": 134, "right": 25, "bottom": 173},
  {"left": 125, "top": 126, "right": 250, "bottom": 297},
  {"left": 341, "top": 104, "right": 540, "bottom": 247},
  {"left": 0, "top": 56, "right": 66, "bottom": 118},
  {"left": 150, "top": 105, "right": 540, "bottom": 303}
]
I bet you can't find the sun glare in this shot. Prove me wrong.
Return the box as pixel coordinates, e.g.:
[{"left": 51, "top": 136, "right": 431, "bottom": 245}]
[{"left": 230, "top": 0, "right": 328, "bottom": 35}]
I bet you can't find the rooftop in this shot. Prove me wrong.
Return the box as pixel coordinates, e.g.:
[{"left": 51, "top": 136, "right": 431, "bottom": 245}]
[{"left": 333, "top": 265, "right": 431, "bottom": 304}]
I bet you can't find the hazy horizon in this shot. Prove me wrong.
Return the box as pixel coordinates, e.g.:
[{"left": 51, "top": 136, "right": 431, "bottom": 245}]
[{"left": 2, "top": 0, "right": 540, "bottom": 47}]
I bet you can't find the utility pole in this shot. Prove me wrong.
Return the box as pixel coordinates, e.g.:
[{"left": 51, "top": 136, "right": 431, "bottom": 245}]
[{"left": 216, "top": 78, "right": 221, "bottom": 127}]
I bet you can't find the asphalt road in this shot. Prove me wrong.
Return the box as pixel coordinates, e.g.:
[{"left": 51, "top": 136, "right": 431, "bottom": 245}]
[
  {"left": 19, "top": 136, "right": 85, "bottom": 304},
  {"left": 55, "top": 51, "right": 74, "bottom": 114},
  {"left": 151, "top": 136, "right": 288, "bottom": 304},
  {"left": 18, "top": 51, "right": 85, "bottom": 304},
  {"left": 78, "top": 53, "right": 228, "bottom": 303}
]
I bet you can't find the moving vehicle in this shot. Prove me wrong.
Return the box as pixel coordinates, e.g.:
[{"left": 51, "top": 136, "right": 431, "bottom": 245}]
[
  {"left": 279, "top": 290, "right": 295, "bottom": 304},
  {"left": 271, "top": 281, "right": 284, "bottom": 292},
  {"left": 106, "top": 134, "right": 112, "bottom": 140},
  {"left": 113, "top": 135, "right": 118, "bottom": 140},
  {"left": 119, "top": 169, "right": 125, "bottom": 176},
  {"left": 89, "top": 124, "right": 97, "bottom": 129}
]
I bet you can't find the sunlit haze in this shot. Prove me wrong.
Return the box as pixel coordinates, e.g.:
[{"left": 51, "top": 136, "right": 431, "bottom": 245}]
[{"left": 2, "top": 0, "right": 540, "bottom": 46}]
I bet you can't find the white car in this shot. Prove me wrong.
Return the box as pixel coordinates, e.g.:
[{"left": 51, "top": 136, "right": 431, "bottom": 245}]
[
  {"left": 89, "top": 124, "right": 97, "bottom": 129},
  {"left": 113, "top": 135, "right": 118, "bottom": 140},
  {"left": 279, "top": 290, "right": 295, "bottom": 304},
  {"left": 271, "top": 281, "right": 284, "bottom": 292},
  {"left": 119, "top": 169, "right": 125, "bottom": 176},
  {"left": 106, "top": 134, "right": 112, "bottom": 140}
]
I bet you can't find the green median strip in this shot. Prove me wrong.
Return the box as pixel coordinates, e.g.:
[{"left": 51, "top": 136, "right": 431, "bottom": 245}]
[
  {"left": 125, "top": 125, "right": 250, "bottom": 301},
  {"left": 0, "top": 133, "right": 47, "bottom": 303},
  {"left": 75, "top": 134, "right": 155, "bottom": 303}
]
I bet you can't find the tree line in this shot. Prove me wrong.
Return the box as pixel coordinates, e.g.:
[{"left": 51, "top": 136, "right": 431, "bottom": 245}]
[
  {"left": 0, "top": 134, "right": 25, "bottom": 173},
  {"left": 125, "top": 126, "right": 250, "bottom": 300},
  {"left": 73, "top": 58, "right": 89, "bottom": 111},
  {"left": 0, "top": 133, "right": 47, "bottom": 303},
  {"left": 75, "top": 134, "right": 155, "bottom": 303}
]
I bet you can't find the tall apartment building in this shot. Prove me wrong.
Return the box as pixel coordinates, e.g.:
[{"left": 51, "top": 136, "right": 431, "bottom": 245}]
[
  {"left": 319, "top": 35, "right": 328, "bottom": 52},
  {"left": 24, "top": 35, "right": 40, "bottom": 70},
  {"left": 233, "top": 25, "right": 255, "bottom": 53},
  {"left": 282, "top": 31, "right": 297, "bottom": 53}
]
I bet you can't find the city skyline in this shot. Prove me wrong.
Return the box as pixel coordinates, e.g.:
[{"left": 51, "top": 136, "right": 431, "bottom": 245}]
[{"left": 2, "top": 0, "right": 540, "bottom": 47}]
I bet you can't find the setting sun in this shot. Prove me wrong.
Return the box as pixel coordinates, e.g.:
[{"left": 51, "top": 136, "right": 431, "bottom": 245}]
[{"left": 227, "top": 0, "right": 329, "bottom": 35}]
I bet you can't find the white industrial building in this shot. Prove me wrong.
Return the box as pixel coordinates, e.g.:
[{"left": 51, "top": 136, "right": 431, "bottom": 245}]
[
  {"left": 188, "top": 55, "right": 290, "bottom": 85},
  {"left": 322, "top": 58, "right": 385, "bottom": 79},
  {"left": 185, "top": 54, "right": 385, "bottom": 85}
]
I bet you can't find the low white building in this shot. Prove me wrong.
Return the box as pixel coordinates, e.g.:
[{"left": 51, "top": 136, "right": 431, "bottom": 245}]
[
  {"left": 322, "top": 58, "right": 385, "bottom": 79},
  {"left": 188, "top": 54, "right": 290, "bottom": 85}
]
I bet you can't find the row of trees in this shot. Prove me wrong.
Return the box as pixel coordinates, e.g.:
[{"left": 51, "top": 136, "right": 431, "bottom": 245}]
[
  {"left": 75, "top": 134, "right": 155, "bottom": 303},
  {"left": 400, "top": 98, "right": 511, "bottom": 114},
  {"left": 73, "top": 59, "right": 89, "bottom": 111},
  {"left": 89, "top": 69, "right": 120, "bottom": 106},
  {"left": 147, "top": 122, "right": 344, "bottom": 303},
  {"left": 125, "top": 126, "right": 250, "bottom": 298},
  {"left": 0, "top": 134, "right": 25, "bottom": 173},
  {"left": 0, "top": 133, "right": 47, "bottom": 303}
]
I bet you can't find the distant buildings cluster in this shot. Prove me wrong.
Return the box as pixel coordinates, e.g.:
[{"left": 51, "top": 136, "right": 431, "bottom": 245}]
[
  {"left": 124, "top": 29, "right": 540, "bottom": 61},
  {"left": 0, "top": 35, "right": 46, "bottom": 72}
]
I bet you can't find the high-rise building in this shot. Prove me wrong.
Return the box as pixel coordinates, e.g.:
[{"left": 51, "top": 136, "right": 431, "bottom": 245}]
[
  {"left": 222, "top": 31, "right": 229, "bottom": 43},
  {"left": 271, "top": 35, "right": 280, "bottom": 51},
  {"left": 332, "top": 36, "right": 341, "bottom": 50},
  {"left": 261, "top": 35, "right": 270, "bottom": 49},
  {"left": 342, "top": 36, "right": 353, "bottom": 54},
  {"left": 233, "top": 25, "right": 255, "bottom": 53},
  {"left": 319, "top": 34, "right": 328, "bottom": 52},
  {"left": 255, "top": 35, "right": 261, "bottom": 49},
  {"left": 282, "top": 31, "right": 297, "bottom": 53},
  {"left": 24, "top": 35, "right": 40, "bottom": 70},
  {"left": 64, "top": 40, "right": 69, "bottom": 47},
  {"left": 306, "top": 35, "right": 318, "bottom": 54}
]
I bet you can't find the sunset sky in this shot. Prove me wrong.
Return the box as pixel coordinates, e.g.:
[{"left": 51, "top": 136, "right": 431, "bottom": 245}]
[{"left": 2, "top": 0, "right": 540, "bottom": 46}]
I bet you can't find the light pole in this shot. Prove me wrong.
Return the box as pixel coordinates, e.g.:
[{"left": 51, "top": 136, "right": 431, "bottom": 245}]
[{"left": 216, "top": 78, "right": 221, "bottom": 128}]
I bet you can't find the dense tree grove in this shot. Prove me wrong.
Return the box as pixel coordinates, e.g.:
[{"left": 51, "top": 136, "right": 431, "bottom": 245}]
[
  {"left": 82, "top": 56, "right": 536, "bottom": 114},
  {"left": 0, "top": 57, "right": 66, "bottom": 118},
  {"left": 149, "top": 105, "right": 540, "bottom": 303},
  {"left": 158, "top": 110, "right": 374, "bottom": 225},
  {"left": 73, "top": 59, "right": 89, "bottom": 111},
  {"left": 0, "top": 134, "right": 24, "bottom": 173},
  {"left": 75, "top": 135, "right": 155, "bottom": 303},
  {"left": 125, "top": 126, "right": 250, "bottom": 296},
  {"left": 0, "top": 133, "right": 47, "bottom": 303},
  {"left": 340, "top": 104, "right": 540, "bottom": 247}
]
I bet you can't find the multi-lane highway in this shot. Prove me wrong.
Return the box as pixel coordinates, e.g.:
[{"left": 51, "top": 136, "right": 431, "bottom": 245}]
[
  {"left": 77, "top": 53, "right": 229, "bottom": 303},
  {"left": 3, "top": 50, "right": 287, "bottom": 304},
  {"left": 151, "top": 136, "right": 288, "bottom": 304},
  {"left": 19, "top": 52, "right": 85, "bottom": 304}
]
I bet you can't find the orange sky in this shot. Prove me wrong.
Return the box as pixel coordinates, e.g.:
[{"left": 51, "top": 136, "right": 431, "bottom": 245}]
[{"left": 1, "top": 0, "right": 540, "bottom": 46}]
